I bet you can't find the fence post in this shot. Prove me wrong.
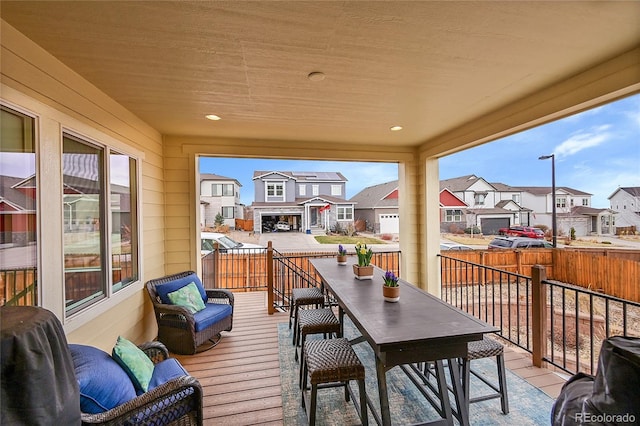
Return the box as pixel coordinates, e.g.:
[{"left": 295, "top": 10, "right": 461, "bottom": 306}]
[
  {"left": 532, "top": 265, "right": 548, "bottom": 367},
  {"left": 213, "top": 242, "right": 220, "bottom": 289},
  {"left": 267, "top": 241, "right": 274, "bottom": 314}
]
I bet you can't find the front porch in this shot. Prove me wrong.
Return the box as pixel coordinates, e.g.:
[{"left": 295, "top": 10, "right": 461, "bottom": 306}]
[{"left": 175, "top": 291, "right": 566, "bottom": 425}]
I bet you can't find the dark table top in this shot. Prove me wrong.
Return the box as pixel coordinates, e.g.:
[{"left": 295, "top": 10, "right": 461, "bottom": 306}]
[{"left": 311, "top": 258, "right": 499, "bottom": 358}]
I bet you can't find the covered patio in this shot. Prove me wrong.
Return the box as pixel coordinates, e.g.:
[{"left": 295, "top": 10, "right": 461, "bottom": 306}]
[
  {"left": 175, "top": 291, "right": 566, "bottom": 424},
  {"left": 1, "top": 1, "right": 638, "bottom": 424}
]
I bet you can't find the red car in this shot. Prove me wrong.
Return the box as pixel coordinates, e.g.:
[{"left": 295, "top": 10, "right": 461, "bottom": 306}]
[{"left": 497, "top": 226, "right": 545, "bottom": 239}]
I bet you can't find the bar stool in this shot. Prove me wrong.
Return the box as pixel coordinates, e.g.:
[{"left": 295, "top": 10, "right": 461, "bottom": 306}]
[
  {"left": 289, "top": 287, "right": 325, "bottom": 344},
  {"left": 295, "top": 308, "right": 341, "bottom": 387},
  {"left": 301, "top": 338, "right": 368, "bottom": 426},
  {"left": 461, "top": 336, "right": 509, "bottom": 414}
]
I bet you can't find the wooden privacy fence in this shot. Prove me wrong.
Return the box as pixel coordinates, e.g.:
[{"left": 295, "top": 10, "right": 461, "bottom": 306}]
[
  {"left": 443, "top": 248, "right": 640, "bottom": 303},
  {"left": 234, "top": 219, "right": 254, "bottom": 231}
]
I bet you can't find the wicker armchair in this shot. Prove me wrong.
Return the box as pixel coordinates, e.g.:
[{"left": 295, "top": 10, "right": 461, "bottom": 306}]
[
  {"left": 146, "top": 271, "right": 234, "bottom": 355},
  {"left": 79, "top": 342, "right": 203, "bottom": 426}
]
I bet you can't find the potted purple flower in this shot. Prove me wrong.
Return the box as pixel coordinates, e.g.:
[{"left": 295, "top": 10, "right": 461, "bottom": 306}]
[
  {"left": 337, "top": 244, "right": 348, "bottom": 265},
  {"left": 382, "top": 270, "right": 400, "bottom": 302}
]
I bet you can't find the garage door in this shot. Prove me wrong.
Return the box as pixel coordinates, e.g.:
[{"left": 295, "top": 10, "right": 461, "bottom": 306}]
[
  {"left": 379, "top": 214, "right": 399, "bottom": 234},
  {"left": 481, "top": 218, "right": 510, "bottom": 235}
]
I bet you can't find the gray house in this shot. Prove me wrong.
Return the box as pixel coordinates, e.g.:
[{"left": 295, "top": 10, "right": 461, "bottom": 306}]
[
  {"left": 350, "top": 180, "right": 399, "bottom": 234},
  {"left": 251, "top": 171, "right": 354, "bottom": 234}
]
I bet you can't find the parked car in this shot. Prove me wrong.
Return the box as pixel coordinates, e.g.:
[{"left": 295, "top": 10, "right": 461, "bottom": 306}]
[
  {"left": 275, "top": 221, "right": 291, "bottom": 231},
  {"left": 488, "top": 236, "right": 553, "bottom": 250},
  {"left": 201, "top": 232, "right": 265, "bottom": 255},
  {"left": 497, "top": 226, "right": 545, "bottom": 239},
  {"left": 440, "top": 243, "right": 473, "bottom": 251}
]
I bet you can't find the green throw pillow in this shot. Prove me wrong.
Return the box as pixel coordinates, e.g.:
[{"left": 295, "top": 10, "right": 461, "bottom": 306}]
[
  {"left": 112, "top": 336, "right": 154, "bottom": 392},
  {"left": 167, "top": 281, "right": 206, "bottom": 314}
]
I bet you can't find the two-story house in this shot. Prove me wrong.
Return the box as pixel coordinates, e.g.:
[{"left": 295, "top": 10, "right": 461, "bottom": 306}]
[
  {"left": 608, "top": 187, "right": 640, "bottom": 232},
  {"left": 440, "top": 175, "right": 532, "bottom": 235},
  {"left": 251, "top": 171, "right": 353, "bottom": 234},
  {"left": 199, "top": 173, "right": 243, "bottom": 229}
]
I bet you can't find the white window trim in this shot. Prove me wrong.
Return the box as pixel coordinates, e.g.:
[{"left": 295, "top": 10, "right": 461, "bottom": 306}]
[
  {"left": 331, "top": 185, "right": 342, "bottom": 196},
  {"left": 312, "top": 185, "right": 319, "bottom": 196},
  {"left": 337, "top": 206, "right": 353, "bottom": 221},
  {"left": 299, "top": 184, "right": 306, "bottom": 196},
  {"left": 265, "top": 180, "right": 285, "bottom": 201}
]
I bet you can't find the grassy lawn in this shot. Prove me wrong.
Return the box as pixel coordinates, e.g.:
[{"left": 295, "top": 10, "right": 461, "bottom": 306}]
[{"left": 314, "top": 235, "right": 384, "bottom": 244}]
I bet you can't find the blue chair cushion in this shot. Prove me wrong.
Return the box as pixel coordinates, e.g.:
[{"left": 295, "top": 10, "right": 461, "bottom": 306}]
[
  {"left": 69, "top": 344, "right": 136, "bottom": 414},
  {"left": 148, "top": 358, "right": 189, "bottom": 391},
  {"left": 194, "top": 303, "right": 233, "bottom": 332},
  {"left": 155, "top": 273, "right": 207, "bottom": 305}
]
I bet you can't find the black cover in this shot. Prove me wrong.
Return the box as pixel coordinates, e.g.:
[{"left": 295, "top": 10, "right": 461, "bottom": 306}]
[
  {"left": 551, "top": 336, "right": 640, "bottom": 426},
  {"left": 1, "top": 306, "right": 81, "bottom": 425}
]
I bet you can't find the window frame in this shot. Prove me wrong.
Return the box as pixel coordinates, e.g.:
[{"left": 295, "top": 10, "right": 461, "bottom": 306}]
[
  {"left": 331, "top": 185, "right": 342, "bottom": 196},
  {"left": 61, "top": 128, "right": 142, "bottom": 319},
  {"left": 222, "top": 206, "right": 234, "bottom": 219},
  {"left": 337, "top": 206, "right": 353, "bottom": 221},
  {"left": 265, "top": 181, "right": 285, "bottom": 201}
]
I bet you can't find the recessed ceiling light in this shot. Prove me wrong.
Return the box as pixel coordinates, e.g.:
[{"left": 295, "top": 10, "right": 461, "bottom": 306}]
[
  {"left": 205, "top": 114, "right": 221, "bottom": 121},
  {"left": 390, "top": 125, "right": 403, "bottom": 131},
  {"left": 307, "top": 71, "right": 325, "bottom": 81}
]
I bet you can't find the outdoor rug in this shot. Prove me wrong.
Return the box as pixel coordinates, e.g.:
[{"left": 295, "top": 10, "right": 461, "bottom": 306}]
[{"left": 279, "top": 320, "right": 554, "bottom": 425}]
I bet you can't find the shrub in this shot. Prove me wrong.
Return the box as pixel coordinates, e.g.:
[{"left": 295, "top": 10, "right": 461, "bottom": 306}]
[
  {"left": 570, "top": 227, "right": 576, "bottom": 240},
  {"left": 214, "top": 212, "right": 225, "bottom": 227},
  {"left": 464, "top": 226, "right": 481, "bottom": 235}
]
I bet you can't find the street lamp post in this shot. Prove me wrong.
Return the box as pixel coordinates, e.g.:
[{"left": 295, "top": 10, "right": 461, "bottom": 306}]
[{"left": 538, "top": 154, "right": 557, "bottom": 248}]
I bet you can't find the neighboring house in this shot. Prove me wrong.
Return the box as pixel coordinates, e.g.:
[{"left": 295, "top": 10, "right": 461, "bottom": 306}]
[
  {"left": 440, "top": 175, "right": 532, "bottom": 235},
  {"left": 517, "top": 186, "right": 614, "bottom": 236},
  {"left": 439, "top": 188, "right": 469, "bottom": 233},
  {"left": 251, "top": 171, "right": 353, "bottom": 234},
  {"left": 0, "top": 175, "right": 36, "bottom": 246},
  {"left": 350, "top": 180, "right": 399, "bottom": 234},
  {"left": 200, "top": 173, "right": 244, "bottom": 229},
  {"left": 608, "top": 187, "right": 640, "bottom": 232}
]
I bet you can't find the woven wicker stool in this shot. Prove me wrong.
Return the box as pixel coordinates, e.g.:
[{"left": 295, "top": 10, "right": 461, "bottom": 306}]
[
  {"left": 301, "top": 338, "right": 368, "bottom": 426},
  {"left": 462, "top": 336, "right": 509, "bottom": 414},
  {"left": 289, "top": 287, "right": 325, "bottom": 344},
  {"left": 295, "top": 308, "right": 341, "bottom": 388}
]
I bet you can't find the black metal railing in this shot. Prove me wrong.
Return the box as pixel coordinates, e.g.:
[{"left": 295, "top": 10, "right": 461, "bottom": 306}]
[
  {"left": 543, "top": 278, "right": 640, "bottom": 375},
  {"left": 439, "top": 254, "right": 533, "bottom": 352},
  {"left": 440, "top": 254, "right": 640, "bottom": 376}
]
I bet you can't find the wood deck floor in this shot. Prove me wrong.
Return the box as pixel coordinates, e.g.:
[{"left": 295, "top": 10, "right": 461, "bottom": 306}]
[{"left": 175, "top": 291, "right": 565, "bottom": 426}]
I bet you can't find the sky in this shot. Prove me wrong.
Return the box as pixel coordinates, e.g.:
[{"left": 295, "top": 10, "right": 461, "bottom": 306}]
[{"left": 200, "top": 93, "right": 640, "bottom": 208}]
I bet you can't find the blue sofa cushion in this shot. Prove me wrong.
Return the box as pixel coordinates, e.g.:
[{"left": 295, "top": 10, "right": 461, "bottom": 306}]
[
  {"left": 148, "top": 358, "right": 189, "bottom": 391},
  {"left": 69, "top": 344, "right": 136, "bottom": 414},
  {"left": 193, "top": 303, "right": 233, "bottom": 332},
  {"left": 155, "top": 273, "right": 207, "bottom": 305}
]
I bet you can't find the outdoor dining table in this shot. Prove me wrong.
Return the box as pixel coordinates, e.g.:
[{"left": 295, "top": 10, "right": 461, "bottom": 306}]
[{"left": 310, "top": 258, "right": 499, "bottom": 426}]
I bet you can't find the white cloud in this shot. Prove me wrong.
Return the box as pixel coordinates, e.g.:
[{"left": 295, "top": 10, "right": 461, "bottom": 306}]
[{"left": 554, "top": 125, "right": 611, "bottom": 158}]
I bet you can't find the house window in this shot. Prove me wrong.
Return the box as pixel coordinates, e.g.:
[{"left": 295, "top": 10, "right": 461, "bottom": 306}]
[
  {"left": 570, "top": 198, "right": 574, "bottom": 207},
  {"left": 445, "top": 209, "right": 463, "bottom": 222},
  {"left": 556, "top": 198, "right": 566, "bottom": 208},
  {"left": 312, "top": 185, "right": 319, "bottom": 196},
  {"left": 266, "top": 182, "right": 284, "bottom": 200},
  {"left": 337, "top": 206, "right": 353, "bottom": 220},
  {"left": 512, "top": 194, "right": 520, "bottom": 203},
  {"left": 222, "top": 206, "right": 234, "bottom": 219},
  {"left": 110, "top": 151, "right": 139, "bottom": 292},
  {"left": 299, "top": 185, "right": 306, "bottom": 196},
  {"left": 63, "top": 133, "right": 140, "bottom": 315},
  {"left": 211, "top": 183, "right": 234, "bottom": 196},
  {"left": 582, "top": 199, "right": 589, "bottom": 206},
  {"left": 331, "top": 185, "right": 342, "bottom": 196},
  {"left": 0, "top": 105, "right": 37, "bottom": 306},
  {"left": 474, "top": 193, "right": 486, "bottom": 205}
]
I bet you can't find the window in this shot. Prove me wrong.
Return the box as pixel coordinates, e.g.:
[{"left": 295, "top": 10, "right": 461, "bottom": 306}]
[
  {"left": 211, "top": 183, "right": 234, "bottom": 196},
  {"left": 299, "top": 185, "right": 306, "bottom": 196},
  {"left": 474, "top": 193, "right": 486, "bottom": 205},
  {"left": 556, "top": 198, "right": 566, "bottom": 208},
  {"left": 222, "top": 206, "right": 234, "bottom": 219},
  {"left": 445, "top": 209, "right": 463, "bottom": 222},
  {"left": 266, "top": 182, "right": 284, "bottom": 200},
  {"left": 570, "top": 198, "right": 574, "bottom": 207},
  {"left": 312, "top": 185, "right": 319, "bottom": 196},
  {"left": 512, "top": 194, "right": 520, "bottom": 203},
  {"left": 331, "top": 185, "right": 342, "bottom": 196},
  {"left": 582, "top": 198, "right": 589, "bottom": 206},
  {"left": 63, "top": 133, "right": 139, "bottom": 315},
  {"left": 337, "top": 206, "right": 353, "bottom": 220},
  {"left": 0, "top": 105, "right": 37, "bottom": 306},
  {"left": 110, "top": 151, "right": 139, "bottom": 292}
]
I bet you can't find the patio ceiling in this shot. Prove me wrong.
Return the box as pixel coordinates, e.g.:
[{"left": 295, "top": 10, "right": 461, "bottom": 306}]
[{"left": 2, "top": 1, "right": 639, "bottom": 149}]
